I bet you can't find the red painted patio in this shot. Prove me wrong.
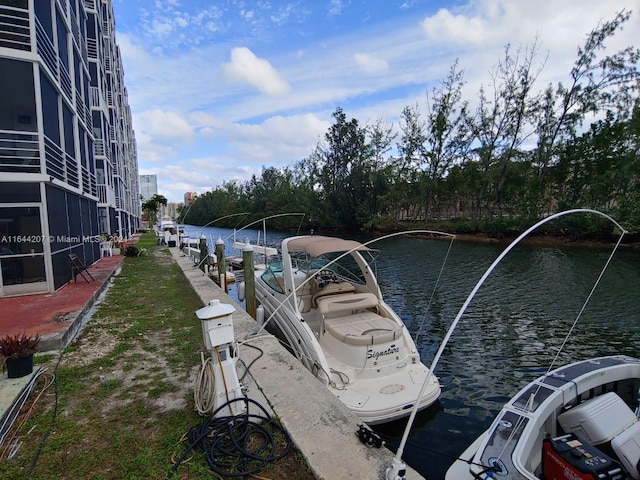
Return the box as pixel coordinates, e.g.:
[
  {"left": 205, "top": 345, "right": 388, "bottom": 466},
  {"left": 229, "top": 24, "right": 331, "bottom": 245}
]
[
  {"left": 0, "top": 234, "right": 141, "bottom": 351},
  {"left": 0, "top": 255, "right": 123, "bottom": 350}
]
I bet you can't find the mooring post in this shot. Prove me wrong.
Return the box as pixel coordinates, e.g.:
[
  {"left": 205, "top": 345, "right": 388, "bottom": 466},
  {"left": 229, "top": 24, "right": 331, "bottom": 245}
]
[
  {"left": 198, "top": 234, "right": 208, "bottom": 273},
  {"left": 215, "top": 236, "right": 227, "bottom": 292},
  {"left": 243, "top": 242, "right": 256, "bottom": 319}
]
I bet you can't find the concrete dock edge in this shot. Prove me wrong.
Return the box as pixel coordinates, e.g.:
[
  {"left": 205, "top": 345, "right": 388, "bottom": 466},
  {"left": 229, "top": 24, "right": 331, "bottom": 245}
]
[{"left": 169, "top": 248, "right": 426, "bottom": 480}]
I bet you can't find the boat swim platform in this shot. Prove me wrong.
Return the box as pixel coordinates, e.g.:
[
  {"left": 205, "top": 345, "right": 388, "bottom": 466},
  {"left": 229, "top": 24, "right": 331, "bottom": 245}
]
[{"left": 170, "top": 247, "right": 426, "bottom": 480}]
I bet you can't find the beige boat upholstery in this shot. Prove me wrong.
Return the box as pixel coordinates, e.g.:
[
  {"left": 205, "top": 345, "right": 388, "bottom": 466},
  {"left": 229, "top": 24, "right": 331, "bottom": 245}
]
[
  {"left": 311, "top": 280, "right": 356, "bottom": 307},
  {"left": 317, "top": 293, "right": 403, "bottom": 345}
]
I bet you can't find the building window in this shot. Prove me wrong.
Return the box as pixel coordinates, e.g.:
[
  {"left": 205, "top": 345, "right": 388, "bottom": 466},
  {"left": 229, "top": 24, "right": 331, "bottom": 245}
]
[{"left": 0, "top": 206, "right": 46, "bottom": 286}]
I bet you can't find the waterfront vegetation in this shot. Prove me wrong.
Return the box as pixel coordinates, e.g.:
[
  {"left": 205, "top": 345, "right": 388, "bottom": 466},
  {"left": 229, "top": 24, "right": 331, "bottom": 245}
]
[
  {"left": 182, "top": 11, "right": 639, "bottom": 239},
  {"left": 0, "top": 232, "right": 314, "bottom": 480}
]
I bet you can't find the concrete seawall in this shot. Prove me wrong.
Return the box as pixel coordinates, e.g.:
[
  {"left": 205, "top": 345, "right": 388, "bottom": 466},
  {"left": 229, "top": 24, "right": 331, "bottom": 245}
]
[{"left": 169, "top": 248, "right": 426, "bottom": 480}]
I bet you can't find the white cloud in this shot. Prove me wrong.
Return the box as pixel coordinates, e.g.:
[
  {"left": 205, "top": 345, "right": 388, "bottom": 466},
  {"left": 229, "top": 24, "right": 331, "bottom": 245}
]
[
  {"left": 328, "top": 0, "right": 346, "bottom": 16},
  {"left": 229, "top": 114, "right": 329, "bottom": 162},
  {"left": 354, "top": 53, "right": 389, "bottom": 74},
  {"left": 223, "top": 47, "right": 291, "bottom": 96},
  {"left": 175, "top": 16, "right": 188, "bottom": 28},
  {"left": 149, "top": 18, "right": 175, "bottom": 37},
  {"left": 135, "top": 130, "right": 179, "bottom": 163},
  {"left": 422, "top": 8, "right": 501, "bottom": 46},
  {"left": 137, "top": 110, "right": 193, "bottom": 139}
]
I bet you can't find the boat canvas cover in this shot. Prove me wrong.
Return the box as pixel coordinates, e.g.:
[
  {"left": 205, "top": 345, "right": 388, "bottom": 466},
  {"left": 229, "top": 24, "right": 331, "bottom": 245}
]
[{"left": 286, "top": 236, "right": 379, "bottom": 257}]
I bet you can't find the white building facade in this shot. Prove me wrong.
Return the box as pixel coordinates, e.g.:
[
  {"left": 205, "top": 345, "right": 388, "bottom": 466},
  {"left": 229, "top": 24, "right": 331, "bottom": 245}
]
[{"left": 0, "top": 0, "right": 139, "bottom": 297}]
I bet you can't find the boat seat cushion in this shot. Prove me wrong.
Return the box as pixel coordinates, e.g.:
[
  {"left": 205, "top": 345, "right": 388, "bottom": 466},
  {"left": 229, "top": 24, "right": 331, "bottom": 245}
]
[
  {"left": 316, "top": 292, "right": 378, "bottom": 315},
  {"left": 312, "top": 282, "right": 356, "bottom": 307},
  {"left": 323, "top": 310, "right": 403, "bottom": 346}
]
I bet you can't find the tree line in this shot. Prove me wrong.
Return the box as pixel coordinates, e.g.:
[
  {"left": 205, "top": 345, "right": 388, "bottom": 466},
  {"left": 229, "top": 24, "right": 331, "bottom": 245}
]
[{"left": 181, "top": 11, "right": 640, "bottom": 239}]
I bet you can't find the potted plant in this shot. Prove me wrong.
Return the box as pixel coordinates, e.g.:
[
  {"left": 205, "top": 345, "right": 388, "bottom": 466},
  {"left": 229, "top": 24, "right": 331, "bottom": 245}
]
[{"left": 0, "top": 332, "right": 40, "bottom": 378}]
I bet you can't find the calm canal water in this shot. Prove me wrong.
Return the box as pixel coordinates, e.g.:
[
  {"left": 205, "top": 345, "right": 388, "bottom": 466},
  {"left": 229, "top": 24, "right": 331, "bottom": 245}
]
[{"left": 183, "top": 225, "right": 640, "bottom": 480}]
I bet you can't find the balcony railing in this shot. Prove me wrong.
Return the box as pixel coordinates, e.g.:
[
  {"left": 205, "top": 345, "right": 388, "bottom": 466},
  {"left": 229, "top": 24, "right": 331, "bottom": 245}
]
[
  {"left": 75, "top": 90, "right": 84, "bottom": 119},
  {"left": 94, "top": 138, "right": 105, "bottom": 157},
  {"left": 35, "top": 17, "right": 58, "bottom": 77},
  {"left": 0, "top": 129, "right": 40, "bottom": 173},
  {"left": 56, "top": 0, "right": 69, "bottom": 18},
  {"left": 82, "top": 166, "right": 97, "bottom": 197},
  {"left": 85, "top": 102, "right": 92, "bottom": 129},
  {"left": 97, "top": 184, "right": 116, "bottom": 205},
  {"left": 68, "top": 4, "right": 80, "bottom": 52},
  {"left": 0, "top": 4, "right": 31, "bottom": 51},
  {"left": 59, "top": 60, "right": 73, "bottom": 100},
  {"left": 89, "top": 86, "right": 100, "bottom": 107},
  {"left": 65, "top": 152, "right": 80, "bottom": 188},
  {"left": 104, "top": 48, "right": 111, "bottom": 71},
  {"left": 44, "top": 136, "right": 65, "bottom": 181},
  {"left": 87, "top": 37, "right": 97, "bottom": 59}
]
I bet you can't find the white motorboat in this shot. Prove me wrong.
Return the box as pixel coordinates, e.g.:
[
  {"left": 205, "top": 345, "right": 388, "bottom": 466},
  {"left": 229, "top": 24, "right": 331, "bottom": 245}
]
[
  {"left": 446, "top": 355, "right": 640, "bottom": 480},
  {"left": 157, "top": 218, "right": 178, "bottom": 246},
  {"left": 253, "top": 234, "right": 441, "bottom": 425}
]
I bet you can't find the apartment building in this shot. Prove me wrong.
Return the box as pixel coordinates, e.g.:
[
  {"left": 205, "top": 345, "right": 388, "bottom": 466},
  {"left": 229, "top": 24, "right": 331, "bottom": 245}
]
[{"left": 0, "top": 0, "right": 139, "bottom": 297}]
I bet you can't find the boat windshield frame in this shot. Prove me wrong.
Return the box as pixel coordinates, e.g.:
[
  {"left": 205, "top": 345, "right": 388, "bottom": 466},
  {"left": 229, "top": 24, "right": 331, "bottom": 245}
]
[
  {"left": 260, "top": 260, "right": 285, "bottom": 294},
  {"left": 292, "top": 250, "right": 376, "bottom": 285}
]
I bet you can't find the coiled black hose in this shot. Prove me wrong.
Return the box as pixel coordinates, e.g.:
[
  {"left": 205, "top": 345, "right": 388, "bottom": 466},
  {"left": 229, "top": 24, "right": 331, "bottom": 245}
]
[{"left": 167, "top": 396, "right": 292, "bottom": 478}]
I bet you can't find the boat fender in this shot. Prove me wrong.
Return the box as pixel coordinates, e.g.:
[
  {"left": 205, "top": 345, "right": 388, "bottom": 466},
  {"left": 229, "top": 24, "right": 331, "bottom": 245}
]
[
  {"left": 238, "top": 281, "right": 245, "bottom": 301},
  {"left": 356, "top": 424, "right": 384, "bottom": 448},
  {"left": 257, "top": 305, "right": 264, "bottom": 326}
]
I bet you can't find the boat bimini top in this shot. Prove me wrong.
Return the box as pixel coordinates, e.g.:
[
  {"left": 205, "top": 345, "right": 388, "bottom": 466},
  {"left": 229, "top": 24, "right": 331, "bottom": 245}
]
[{"left": 284, "top": 236, "right": 380, "bottom": 258}]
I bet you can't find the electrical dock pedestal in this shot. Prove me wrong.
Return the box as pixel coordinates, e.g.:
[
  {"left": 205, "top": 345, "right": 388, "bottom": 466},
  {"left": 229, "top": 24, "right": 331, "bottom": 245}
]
[{"left": 195, "top": 299, "right": 245, "bottom": 417}]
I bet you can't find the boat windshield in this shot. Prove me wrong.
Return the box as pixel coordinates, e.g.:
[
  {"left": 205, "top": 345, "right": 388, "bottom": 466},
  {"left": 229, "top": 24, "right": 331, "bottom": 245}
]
[
  {"left": 293, "top": 251, "right": 372, "bottom": 285},
  {"left": 260, "top": 260, "right": 284, "bottom": 294}
]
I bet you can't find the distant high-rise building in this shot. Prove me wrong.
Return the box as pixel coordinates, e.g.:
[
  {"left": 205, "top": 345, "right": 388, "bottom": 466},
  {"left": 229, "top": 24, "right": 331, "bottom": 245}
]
[
  {"left": 0, "top": 0, "right": 139, "bottom": 297},
  {"left": 163, "top": 202, "right": 181, "bottom": 220},
  {"left": 140, "top": 175, "right": 158, "bottom": 203},
  {"left": 184, "top": 192, "right": 198, "bottom": 205}
]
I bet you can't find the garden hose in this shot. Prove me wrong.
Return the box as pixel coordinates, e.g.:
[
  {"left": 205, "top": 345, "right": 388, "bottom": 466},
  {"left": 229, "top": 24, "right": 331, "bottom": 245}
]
[{"left": 167, "top": 396, "right": 292, "bottom": 478}]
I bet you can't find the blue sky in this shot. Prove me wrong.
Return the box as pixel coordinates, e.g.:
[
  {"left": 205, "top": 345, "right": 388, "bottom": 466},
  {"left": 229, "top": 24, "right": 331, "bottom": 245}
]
[{"left": 112, "top": 0, "right": 640, "bottom": 203}]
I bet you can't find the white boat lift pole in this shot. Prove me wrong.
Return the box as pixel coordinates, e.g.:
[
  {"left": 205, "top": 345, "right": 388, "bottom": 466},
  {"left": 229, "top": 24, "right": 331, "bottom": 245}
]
[{"left": 386, "top": 208, "right": 626, "bottom": 480}]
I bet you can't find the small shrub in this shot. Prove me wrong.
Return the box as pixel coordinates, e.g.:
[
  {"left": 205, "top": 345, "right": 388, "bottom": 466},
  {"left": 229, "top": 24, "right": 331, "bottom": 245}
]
[{"left": 124, "top": 245, "right": 140, "bottom": 257}]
